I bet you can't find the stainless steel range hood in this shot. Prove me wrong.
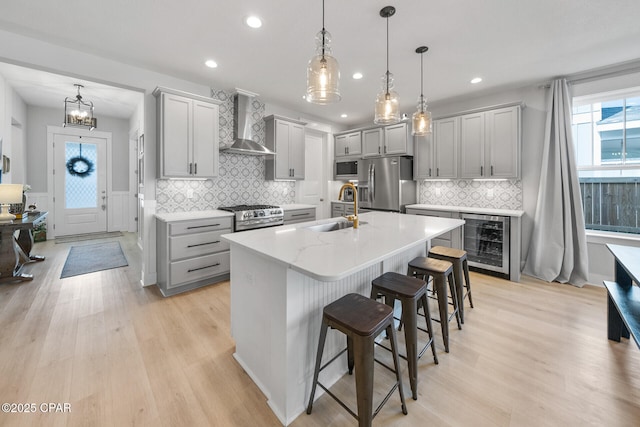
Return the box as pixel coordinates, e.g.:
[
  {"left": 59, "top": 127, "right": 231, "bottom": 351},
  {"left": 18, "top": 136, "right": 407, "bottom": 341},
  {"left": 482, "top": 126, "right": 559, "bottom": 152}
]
[{"left": 220, "top": 89, "right": 275, "bottom": 156}]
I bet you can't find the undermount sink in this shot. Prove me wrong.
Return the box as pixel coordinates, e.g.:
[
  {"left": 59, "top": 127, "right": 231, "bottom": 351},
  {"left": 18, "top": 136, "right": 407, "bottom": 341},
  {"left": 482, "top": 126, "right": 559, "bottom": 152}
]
[{"left": 306, "top": 220, "right": 367, "bottom": 232}]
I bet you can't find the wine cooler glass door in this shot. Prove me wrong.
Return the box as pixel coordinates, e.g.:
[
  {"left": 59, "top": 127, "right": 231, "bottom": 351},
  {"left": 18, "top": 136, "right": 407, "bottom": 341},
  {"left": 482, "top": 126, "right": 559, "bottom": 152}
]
[{"left": 461, "top": 214, "right": 510, "bottom": 275}]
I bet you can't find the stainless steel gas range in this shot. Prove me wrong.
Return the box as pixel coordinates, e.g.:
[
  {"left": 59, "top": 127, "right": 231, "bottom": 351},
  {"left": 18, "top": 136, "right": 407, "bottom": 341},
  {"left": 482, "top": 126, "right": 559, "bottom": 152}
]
[{"left": 218, "top": 204, "right": 284, "bottom": 231}]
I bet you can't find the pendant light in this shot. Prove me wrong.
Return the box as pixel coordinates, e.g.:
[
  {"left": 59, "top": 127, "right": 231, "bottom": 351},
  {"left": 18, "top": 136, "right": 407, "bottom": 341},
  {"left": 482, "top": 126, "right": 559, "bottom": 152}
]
[
  {"left": 63, "top": 84, "right": 97, "bottom": 130},
  {"left": 412, "top": 46, "right": 432, "bottom": 135},
  {"left": 374, "top": 6, "right": 400, "bottom": 125},
  {"left": 306, "top": 0, "right": 341, "bottom": 104}
]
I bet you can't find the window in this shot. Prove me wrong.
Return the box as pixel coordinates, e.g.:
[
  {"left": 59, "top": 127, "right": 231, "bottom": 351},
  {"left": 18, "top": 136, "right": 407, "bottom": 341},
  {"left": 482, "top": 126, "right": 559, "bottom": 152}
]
[{"left": 572, "top": 90, "right": 640, "bottom": 234}]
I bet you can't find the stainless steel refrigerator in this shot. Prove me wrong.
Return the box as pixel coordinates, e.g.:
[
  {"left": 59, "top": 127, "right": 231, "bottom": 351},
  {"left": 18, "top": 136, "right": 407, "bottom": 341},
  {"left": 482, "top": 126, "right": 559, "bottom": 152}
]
[{"left": 358, "top": 156, "right": 416, "bottom": 212}]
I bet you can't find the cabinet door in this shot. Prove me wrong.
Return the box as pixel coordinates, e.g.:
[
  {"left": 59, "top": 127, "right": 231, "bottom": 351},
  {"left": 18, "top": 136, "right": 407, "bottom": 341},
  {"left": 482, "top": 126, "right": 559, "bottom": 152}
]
[
  {"left": 162, "top": 93, "right": 191, "bottom": 177},
  {"left": 486, "top": 106, "right": 519, "bottom": 179},
  {"left": 384, "top": 123, "right": 409, "bottom": 155},
  {"left": 346, "top": 132, "right": 362, "bottom": 156},
  {"left": 331, "top": 204, "right": 344, "bottom": 217},
  {"left": 362, "top": 128, "right": 383, "bottom": 157},
  {"left": 274, "top": 120, "right": 292, "bottom": 179},
  {"left": 413, "top": 133, "right": 433, "bottom": 179},
  {"left": 289, "top": 123, "right": 306, "bottom": 179},
  {"left": 434, "top": 117, "right": 458, "bottom": 178},
  {"left": 459, "top": 112, "right": 485, "bottom": 178},
  {"left": 192, "top": 100, "right": 219, "bottom": 177},
  {"left": 335, "top": 135, "right": 348, "bottom": 157}
]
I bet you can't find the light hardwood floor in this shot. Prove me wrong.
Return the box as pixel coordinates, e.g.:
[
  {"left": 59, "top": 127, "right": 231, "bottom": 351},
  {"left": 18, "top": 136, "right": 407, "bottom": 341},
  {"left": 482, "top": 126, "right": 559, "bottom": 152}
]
[{"left": 1, "top": 233, "right": 639, "bottom": 426}]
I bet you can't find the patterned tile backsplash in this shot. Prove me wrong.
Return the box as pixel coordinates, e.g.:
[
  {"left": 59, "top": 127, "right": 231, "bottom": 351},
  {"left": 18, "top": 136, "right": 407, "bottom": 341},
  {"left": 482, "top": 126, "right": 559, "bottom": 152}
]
[
  {"left": 418, "top": 179, "right": 523, "bottom": 210},
  {"left": 156, "top": 89, "right": 295, "bottom": 213}
]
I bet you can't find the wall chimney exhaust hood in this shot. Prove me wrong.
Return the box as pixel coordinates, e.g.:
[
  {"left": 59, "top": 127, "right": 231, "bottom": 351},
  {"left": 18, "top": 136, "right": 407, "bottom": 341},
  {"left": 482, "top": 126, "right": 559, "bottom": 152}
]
[{"left": 220, "top": 89, "right": 276, "bottom": 156}]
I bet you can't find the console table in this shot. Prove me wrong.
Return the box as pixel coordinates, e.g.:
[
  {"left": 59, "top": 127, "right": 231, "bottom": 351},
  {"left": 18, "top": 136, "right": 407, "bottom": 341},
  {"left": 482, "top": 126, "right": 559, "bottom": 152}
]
[
  {"left": 0, "top": 211, "right": 47, "bottom": 283},
  {"left": 605, "top": 244, "right": 640, "bottom": 348}
]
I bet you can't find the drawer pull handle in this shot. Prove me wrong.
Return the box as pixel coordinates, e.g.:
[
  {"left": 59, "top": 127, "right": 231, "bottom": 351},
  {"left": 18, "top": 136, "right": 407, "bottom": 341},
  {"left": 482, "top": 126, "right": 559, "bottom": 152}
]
[
  {"left": 187, "top": 241, "right": 220, "bottom": 248},
  {"left": 188, "top": 262, "right": 221, "bottom": 273},
  {"left": 291, "top": 213, "right": 310, "bottom": 217},
  {"left": 187, "top": 224, "right": 220, "bottom": 229}
]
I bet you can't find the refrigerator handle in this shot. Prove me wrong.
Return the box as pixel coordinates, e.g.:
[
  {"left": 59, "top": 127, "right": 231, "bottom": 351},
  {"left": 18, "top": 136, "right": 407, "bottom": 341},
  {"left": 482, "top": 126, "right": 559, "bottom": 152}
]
[{"left": 369, "top": 163, "right": 375, "bottom": 203}]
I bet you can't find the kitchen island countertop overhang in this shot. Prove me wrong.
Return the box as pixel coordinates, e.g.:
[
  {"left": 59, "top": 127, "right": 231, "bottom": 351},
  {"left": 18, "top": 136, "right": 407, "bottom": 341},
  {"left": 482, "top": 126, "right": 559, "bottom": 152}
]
[{"left": 221, "top": 211, "right": 465, "bottom": 281}]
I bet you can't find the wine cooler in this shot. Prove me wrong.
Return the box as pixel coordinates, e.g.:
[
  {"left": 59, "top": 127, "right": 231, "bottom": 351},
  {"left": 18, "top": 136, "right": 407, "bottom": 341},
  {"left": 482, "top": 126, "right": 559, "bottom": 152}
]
[{"left": 460, "top": 213, "right": 510, "bottom": 277}]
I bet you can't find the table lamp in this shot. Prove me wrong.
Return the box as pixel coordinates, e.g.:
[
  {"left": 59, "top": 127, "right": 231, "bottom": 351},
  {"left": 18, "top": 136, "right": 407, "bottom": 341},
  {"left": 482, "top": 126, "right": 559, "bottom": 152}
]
[{"left": 0, "top": 184, "right": 24, "bottom": 223}]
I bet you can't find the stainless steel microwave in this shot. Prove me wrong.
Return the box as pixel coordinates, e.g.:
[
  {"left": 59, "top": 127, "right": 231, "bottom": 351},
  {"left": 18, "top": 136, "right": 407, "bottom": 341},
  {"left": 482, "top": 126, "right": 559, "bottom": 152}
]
[{"left": 334, "top": 160, "right": 358, "bottom": 180}]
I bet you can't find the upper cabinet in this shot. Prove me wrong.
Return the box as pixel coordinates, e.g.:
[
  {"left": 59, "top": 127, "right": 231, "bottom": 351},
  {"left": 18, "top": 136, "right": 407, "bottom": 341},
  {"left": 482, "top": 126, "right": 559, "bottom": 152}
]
[
  {"left": 335, "top": 131, "right": 361, "bottom": 158},
  {"left": 264, "top": 115, "right": 307, "bottom": 180},
  {"left": 459, "top": 105, "right": 521, "bottom": 179},
  {"left": 384, "top": 122, "right": 414, "bottom": 156},
  {"left": 414, "top": 117, "right": 458, "bottom": 179},
  {"left": 154, "top": 87, "right": 221, "bottom": 179}
]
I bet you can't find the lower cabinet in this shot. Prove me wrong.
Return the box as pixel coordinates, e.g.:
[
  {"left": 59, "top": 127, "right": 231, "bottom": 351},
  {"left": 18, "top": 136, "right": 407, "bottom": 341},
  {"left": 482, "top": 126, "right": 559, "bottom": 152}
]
[
  {"left": 283, "top": 207, "right": 316, "bottom": 225},
  {"left": 405, "top": 208, "right": 462, "bottom": 249},
  {"left": 157, "top": 216, "right": 232, "bottom": 296},
  {"left": 331, "top": 202, "right": 356, "bottom": 217}
]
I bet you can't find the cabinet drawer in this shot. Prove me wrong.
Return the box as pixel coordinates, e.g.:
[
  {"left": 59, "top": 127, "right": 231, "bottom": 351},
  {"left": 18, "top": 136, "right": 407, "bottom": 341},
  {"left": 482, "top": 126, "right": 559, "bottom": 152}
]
[
  {"left": 169, "top": 217, "right": 232, "bottom": 235},
  {"left": 169, "top": 252, "right": 230, "bottom": 288},
  {"left": 283, "top": 208, "right": 315, "bottom": 222},
  {"left": 169, "top": 230, "right": 230, "bottom": 261}
]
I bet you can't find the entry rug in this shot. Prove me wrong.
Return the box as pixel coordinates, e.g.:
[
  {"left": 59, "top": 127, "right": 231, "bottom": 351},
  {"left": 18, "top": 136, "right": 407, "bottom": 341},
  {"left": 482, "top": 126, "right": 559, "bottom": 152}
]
[{"left": 60, "top": 241, "right": 128, "bottom": 278}]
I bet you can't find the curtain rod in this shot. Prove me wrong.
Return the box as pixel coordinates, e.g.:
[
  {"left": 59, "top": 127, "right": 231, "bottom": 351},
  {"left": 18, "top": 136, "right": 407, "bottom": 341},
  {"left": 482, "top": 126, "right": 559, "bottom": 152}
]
[{"left": 538, "top": 61, "right": 640, "bottom": 89}]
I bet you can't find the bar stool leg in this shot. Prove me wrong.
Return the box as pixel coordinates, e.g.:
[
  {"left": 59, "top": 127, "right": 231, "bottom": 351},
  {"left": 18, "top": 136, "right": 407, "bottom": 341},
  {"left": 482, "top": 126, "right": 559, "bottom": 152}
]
[
  {"left": 353, "top": 336, "right": 375, "bottom": 427},
  {"left": 448, "top": 271, "right": 462, "bottom": 330},
  {"left": 419, "top": 294, "right": 438, "bottom": 364},
  {"left": 386, "top": 323, "right": 408, "bottom": 416},
  {"left": 307, "top": 321, "right": 329, "bottom": 414},
  {"left": 451, "top": 260, "right": 465, "bottom": 324},
  {"left": 434, "top": 274, "right": 450, "bottom": 353},
  {"left": 402, "top": 297, "right": 419, "bottom": 400},
  {"left": 347, "top": 336, "right": 355, "bottom": 375},
  {"left": 463, "top": 259, "right": 474, "bottom": 308}
]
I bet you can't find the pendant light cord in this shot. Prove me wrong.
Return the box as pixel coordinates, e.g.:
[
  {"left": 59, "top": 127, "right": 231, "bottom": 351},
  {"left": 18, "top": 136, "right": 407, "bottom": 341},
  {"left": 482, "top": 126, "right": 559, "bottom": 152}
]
[
  {"left": 385, "top": 14, "right": 390, "bottom": 95},
  {"left": 321, "top": 0, "right": 326, "bottom": 58},
  {"left": 420, "top": 51, "right": 424, "bottom": 113}
]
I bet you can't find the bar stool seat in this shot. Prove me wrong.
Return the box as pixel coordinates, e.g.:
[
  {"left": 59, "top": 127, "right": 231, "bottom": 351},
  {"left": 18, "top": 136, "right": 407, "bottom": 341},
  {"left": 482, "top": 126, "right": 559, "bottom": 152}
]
[
  {"left": 407, "top": 257, "right": 461, "bottom": 353},
  {"left": 307, "top": 293, "right": 407, "bottom": 427},
  {"left": 371, "top": 272, "right": 438, "bottom": 400},
  {"left": 428, "top": 246, "right": 474, "bottom": 323}
]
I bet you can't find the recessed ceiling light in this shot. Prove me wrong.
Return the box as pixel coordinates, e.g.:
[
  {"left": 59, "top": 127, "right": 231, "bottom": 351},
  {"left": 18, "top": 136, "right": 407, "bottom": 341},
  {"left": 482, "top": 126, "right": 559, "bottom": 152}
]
[
  {"left": 341, "top": 114, "right": 348, "bottom": 118},
  {"left": 245, "top": 15, "right": 262, "bottom": 28},
  {"left": 205, "top": 59, "right": 218, "bottom": 68},
  {"left": 470, "top": 77, "right": 482, "bottom": 84},
  {"left": 352, "top": 72, "right": 363, "bottom": 80}
]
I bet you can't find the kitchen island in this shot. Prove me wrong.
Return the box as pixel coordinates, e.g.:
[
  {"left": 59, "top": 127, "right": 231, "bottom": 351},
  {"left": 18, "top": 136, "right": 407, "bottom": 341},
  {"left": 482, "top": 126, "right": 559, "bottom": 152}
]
[{"left": 221, "top": 211, "right": 464, "bottom": 425}]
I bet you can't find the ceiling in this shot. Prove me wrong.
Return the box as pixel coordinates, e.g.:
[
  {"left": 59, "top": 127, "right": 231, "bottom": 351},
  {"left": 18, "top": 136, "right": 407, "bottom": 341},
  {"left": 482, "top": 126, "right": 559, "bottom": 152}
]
[{"left": 1, "top": 0, "right": 639, "bottom": 126}]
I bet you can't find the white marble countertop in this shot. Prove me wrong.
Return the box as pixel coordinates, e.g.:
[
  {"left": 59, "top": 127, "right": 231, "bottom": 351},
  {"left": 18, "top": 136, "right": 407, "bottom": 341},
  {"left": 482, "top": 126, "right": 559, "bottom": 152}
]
[
  {"left": 279, "top": 204, "right": 316, "bottom": 211},
  {"left": 155, "top": 210, "right": 234, "bottom": 222},
  {"left": 406, "top": 204, "right": 525, "bottom": 217},
  {"left": 221, "top": 211, "right": 464, "bottom": 281}
]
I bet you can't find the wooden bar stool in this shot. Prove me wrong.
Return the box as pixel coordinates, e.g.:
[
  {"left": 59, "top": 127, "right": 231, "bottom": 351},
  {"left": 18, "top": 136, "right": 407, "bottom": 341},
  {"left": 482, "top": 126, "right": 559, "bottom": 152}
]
[
  {"left": 370, "top": 272, "right": 438, "bottom": 400},
  {"left": 407, "top": 257, "right": 461, "bottom": 353},
  {"left": 306, "top": 293, "right": 408, "bottom": 427},
  {"left": 428, "top": 246, "right": 474, "bottom": 323}
]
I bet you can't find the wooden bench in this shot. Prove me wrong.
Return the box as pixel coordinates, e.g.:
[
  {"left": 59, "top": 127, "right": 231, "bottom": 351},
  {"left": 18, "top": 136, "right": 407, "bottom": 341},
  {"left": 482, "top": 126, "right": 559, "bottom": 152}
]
[{"left": 603, "top": 280, "right": 640, "bottom": 349}]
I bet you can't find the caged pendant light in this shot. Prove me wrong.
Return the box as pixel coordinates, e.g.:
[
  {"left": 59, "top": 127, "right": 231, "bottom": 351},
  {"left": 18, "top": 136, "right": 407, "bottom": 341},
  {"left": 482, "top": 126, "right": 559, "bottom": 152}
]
[
  {"left": 412, "top": 46, "right": 432, "bottom": 135},
  {"left": 374, "top": 6, "right": 400, "bottom": 125},
  {"left": 306, "top": 0, "right": 341, "bottom": 104},
  {"left": 63, "top": 84, "right": 97, "bottom": 130}
]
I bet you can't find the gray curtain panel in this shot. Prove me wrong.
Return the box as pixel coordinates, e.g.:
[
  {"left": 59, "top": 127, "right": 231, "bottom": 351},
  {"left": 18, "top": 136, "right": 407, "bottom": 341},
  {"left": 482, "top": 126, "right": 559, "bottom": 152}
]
[{"left": 523, "top": 78, "right": 589, "bottom": 287}]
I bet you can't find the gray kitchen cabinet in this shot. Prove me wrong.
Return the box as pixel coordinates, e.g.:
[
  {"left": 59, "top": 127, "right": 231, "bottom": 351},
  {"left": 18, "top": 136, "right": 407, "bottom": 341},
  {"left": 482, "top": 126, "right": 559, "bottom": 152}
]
[
  {"left": 335, "top": 131, "right": 362, "bottom": 158},
  {"left": 405, "top": 208, "right": 462, "bottom": 249},
  {"left": 362, "top": 127, "right": 384, "bottom": 157},
  {"left": 331, "top": 202, "right": 345, "bottom": 218},
  {"left": 414, "top": 118, "right": 458, "bottom": 179},
  {"left": 384, "top": 122, "right": 414, "bottom": 156},
  {"left": 265, "top": 115, "right": 307, "bottom": 180},
  {"left": 459, "top": 105, "right": 520, "bottom": 179},
  {"left": 153, "top": 87, "right": 220, "bottom": 179},
  {"left": 283, "top": 207, "right": 316, "bottom": 225},
  {"left": 156, "top": 215, "right": 232, "bottom": 296}
]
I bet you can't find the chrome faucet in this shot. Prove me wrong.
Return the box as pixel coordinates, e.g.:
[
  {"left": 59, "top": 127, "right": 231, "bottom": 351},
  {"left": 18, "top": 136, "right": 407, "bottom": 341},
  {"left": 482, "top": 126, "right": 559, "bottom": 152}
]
[{"left": 338, "top": 183, "right": 359, "bottom": 229}]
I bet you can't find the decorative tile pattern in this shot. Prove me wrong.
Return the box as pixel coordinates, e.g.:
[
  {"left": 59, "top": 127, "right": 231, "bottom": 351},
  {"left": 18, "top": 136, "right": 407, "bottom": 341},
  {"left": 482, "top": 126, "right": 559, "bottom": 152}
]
[
  {"left": 418, "top": 179, "right": 523, "bottom": 210},
  {"left": 156, "top": 89, "right": 295, "bottom": 213}
]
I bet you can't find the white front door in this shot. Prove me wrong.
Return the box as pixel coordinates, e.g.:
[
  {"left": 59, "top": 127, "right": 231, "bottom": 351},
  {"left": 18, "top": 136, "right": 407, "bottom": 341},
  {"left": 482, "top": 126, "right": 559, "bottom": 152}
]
[
  {"left": 53, "top": 133, "right": 108, "bottom": 236},
  {"left": 297, "top": 130, "right": 328, "bottom": 219}
]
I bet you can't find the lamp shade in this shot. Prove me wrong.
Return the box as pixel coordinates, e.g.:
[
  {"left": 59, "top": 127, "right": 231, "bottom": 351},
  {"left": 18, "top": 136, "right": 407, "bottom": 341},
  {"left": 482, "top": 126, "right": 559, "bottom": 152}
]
[
  {"left": 374, "top": 72, "right": 400, "bottom": 124},
  {"left": 412, "top": 99, "right": 432, "bottom": 136},
  {"left": 306, "top": 29, "right": 341, "bottom": 104}
]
